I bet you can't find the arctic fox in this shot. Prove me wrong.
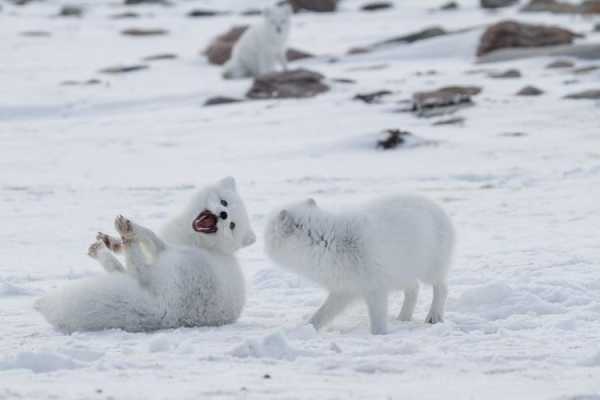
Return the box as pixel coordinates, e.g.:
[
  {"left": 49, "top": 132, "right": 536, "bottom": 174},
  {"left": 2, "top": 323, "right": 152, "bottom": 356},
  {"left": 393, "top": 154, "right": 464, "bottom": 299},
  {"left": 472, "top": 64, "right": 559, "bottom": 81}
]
[
  {"left": 222, "top": 3, "right": 292, "bottom": 79},
  {"left": 36, "top": 177, "right": 256, "bottom": 333},
  {"left": 265, "top": 195, "right": 455, "bottom": 335}
]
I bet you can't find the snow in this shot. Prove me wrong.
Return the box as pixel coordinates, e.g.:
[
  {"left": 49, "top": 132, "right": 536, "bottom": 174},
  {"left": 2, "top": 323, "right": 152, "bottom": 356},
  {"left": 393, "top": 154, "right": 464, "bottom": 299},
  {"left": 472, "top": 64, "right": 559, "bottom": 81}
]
[{"left": 1, "top": 0, "right": 600, "bottom": 398}]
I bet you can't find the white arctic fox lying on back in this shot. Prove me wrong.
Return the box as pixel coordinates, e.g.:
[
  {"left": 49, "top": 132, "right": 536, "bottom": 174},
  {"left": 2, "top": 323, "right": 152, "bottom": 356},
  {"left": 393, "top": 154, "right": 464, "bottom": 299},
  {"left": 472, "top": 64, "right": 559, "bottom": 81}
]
[
  {"left": 36, "top": 177, "right": 256, "bottom": 333},
  {"left": 265, "top": 195, "right": 455, "bottom": 335},
  {"left": 222, "top": 3, "right": 292, "bottom": 79}
]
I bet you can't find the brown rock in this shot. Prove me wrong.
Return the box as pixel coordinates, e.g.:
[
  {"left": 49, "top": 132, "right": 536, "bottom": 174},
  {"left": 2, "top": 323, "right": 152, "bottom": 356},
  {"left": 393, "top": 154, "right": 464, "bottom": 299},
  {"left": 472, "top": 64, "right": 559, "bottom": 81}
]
[
  {"left": 353, "top": 90, "right": 392, "bottom": 104},
  {"left": 412, "top": 86, "right": 482, "bottom": 117},
  {"left": 187, "top": 9, "right": 227, "bottom": 17},
  {"left": 204, "top": 26, "right": 313, "bottom": 65},
  {"left": 481, "top": 0, "right": 518, "bottom": 8},
  {"left": 99, "top": 64, "right": 149, "bottom": 74},
  {"left": 361, "top": 2, "right": 393, "bottom": 11},
  {"left": 546, "top": 59, "right": 575, "bottom": 68},
  {"left": 58, "top": 5, "right": 84, "bottom": 17},
  {"left": 124, "top": 0, "right": 170, "bottom": 5},
  {"left": 204, "top": 96, "right": 243, "bottom": 106},
  {"left": 289, "top": 0, "right": 337, "bottom": 12},
  {"left": 246, "top": 69, "right": 329, "bottom": 99},
  {"left": 516, "top": 85, "right": 544, "bottom": 95},
  {"left": 477, "top": 20, "right": 578, "bottom": 56},
  {"left": 121, "top": 28, "right": 168, "bottom": 36},
  {"left": 489, "top": 68, "right": 522, "bottom": 78},
  {"left": 374, "top": 27, "right": 447, "bottom": 47},
  {"left": 142, "top": 53, "right": 178, "bottom": 61},
  {"left": 522, "top": 0, "right": 600, "bottom": 13},
  {"left": 564, "top": 89, "right": 600, "bottom": 99},
  {"left": 433, "top": 116, "right": 465, "bottom": 125},
  {"left": 440, "top": 2, "right": 459, "bottom": 10}
]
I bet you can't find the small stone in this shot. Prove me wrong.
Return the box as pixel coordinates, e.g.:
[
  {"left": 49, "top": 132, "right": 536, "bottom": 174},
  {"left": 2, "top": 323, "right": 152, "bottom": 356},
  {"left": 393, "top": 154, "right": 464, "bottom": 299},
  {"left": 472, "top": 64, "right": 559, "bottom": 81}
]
[
  {"left": 61, "top": 79, "right": 102, "bottom": 86},
  {"left": 377, "top": 129, "right": 411, "bottom": 150},
  {"left": 481, "top": 0, "right": 518, "bottom": 8},
  {"left": 20, "top": 30, "right": 51, "bottom": 37},
  {"left": 489, "top": 68, "right": 522, "bottom": 78},
  {"left": 142, "top": 53, "right": 178, "bottom": 61},
  {"left": 594, "top": 23, "right": 600, "bottom": 32},
  {"left": 121, "top": 28, "right": 168, "bottom": 36},
  {"left": 204, "top": 96, "right": 243, "bottom": 106},
  {"left": 246, "top": 69, "right": 329, "bottom": 100},
  {"left": 286, "top": 48, "right": 314, "bottom": 62},
  {"left": 564, "top": 89, "right": 600, "bottom": 99},
  {"left": 124, "top": 0, "right": 170, "bottom": 5},
  {"left": 546, "top": 59, "right": 575, "bottom": 68},
  {"left": 288, "top": 0, "right": 338, "bottom": 12},
  {"left": 573, "top": 65, "right": 600, "bottom": 74},
  {"left": 58, "top": 5, "right": 83, "bottom": 17},
  {"left": 263, "top": 374, "right": 271, "bottom": 379},
  {"left": 99, "top": 64, "right": 149, "bottom": 74},
  {"left": 433, "top": 116, "right": 465, "bottom": 125},
  {"left": 110, "top": 12, "right": 140, "bottom": 18},
  {"left": 516, "top": 85, "right": 544, "bottom": 96},
  {"left": 361, "top": 2, "right": 393, "bottom": 11},
  {"left": 353, "top": 90, "right": 392, "bottom": 104},
  {"left": 521, "top": 0, "right": 579, "bottom": 14},
  {"left": 240, "top": 9, "right": 262, "bottom": 16},
  {"left": 440, "top": 2, "right": 459, "bottom": 10},
  {"left": 187, "top": 9, "right": 227, "bottom": 17}
]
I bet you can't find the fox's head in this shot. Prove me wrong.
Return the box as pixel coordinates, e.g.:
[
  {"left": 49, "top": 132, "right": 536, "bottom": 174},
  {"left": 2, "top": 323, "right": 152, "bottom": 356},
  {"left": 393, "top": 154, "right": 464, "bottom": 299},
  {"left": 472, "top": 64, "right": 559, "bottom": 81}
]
[
  {"left": 264, "top": 2, "right": 292, "bottom": 37},
  {"left": 264, "top": 198, "right": 319, "bottom": 258},
  {"left": 184, "top": 177, "right": 256, "bottom": 254}
]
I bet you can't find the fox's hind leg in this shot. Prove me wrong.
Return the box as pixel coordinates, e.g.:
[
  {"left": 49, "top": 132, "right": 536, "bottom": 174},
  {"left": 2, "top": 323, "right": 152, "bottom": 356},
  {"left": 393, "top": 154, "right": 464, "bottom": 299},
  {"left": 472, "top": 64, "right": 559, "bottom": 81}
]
[
  {"left": 398, "top": 283, "right": 419, "bottom": 322},
  {"left": 88, "top": 238, "right": 125, "bottom": 273},
  {"left": 115, "top": 215, "right": 166, "bottom": 287},
  {"left": 425, "top": 281, "right": 448, "bottom": 324},
  {"left": 309, "top": 292, "right": 355, "bottom": 331}
]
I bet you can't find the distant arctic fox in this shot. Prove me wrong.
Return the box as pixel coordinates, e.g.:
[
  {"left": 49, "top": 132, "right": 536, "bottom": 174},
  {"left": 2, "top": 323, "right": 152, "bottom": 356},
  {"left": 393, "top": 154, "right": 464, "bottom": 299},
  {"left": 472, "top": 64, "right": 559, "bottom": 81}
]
[
  {"left": 36, "top": 177, "right": 256, "bottom": 333},
  {"left": 265, "top": 195, "right": 455, "bottom": 335},
  {"left": 222, "top": 3, "right": 292, "bottom": 79}
]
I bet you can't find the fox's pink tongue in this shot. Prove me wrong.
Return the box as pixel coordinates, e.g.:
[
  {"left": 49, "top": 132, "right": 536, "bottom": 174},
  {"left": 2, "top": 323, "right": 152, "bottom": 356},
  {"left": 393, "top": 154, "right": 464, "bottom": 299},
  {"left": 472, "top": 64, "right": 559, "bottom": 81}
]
[{"left": 192, "top": 210, "right": 218, "bottom": 234}]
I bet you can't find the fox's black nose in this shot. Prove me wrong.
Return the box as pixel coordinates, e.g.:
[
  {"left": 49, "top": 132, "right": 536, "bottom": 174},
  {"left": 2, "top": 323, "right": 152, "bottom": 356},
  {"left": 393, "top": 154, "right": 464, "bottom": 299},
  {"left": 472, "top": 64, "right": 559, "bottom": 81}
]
[{"left": 219, "top": 211, "right": 228, "bottom": 220}]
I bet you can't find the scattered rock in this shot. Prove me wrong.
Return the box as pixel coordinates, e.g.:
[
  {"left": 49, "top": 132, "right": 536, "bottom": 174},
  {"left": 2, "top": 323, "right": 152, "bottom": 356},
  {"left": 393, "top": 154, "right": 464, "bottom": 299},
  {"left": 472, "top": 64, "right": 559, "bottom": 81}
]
[
  {"left": 20, "top": 30, "right": 51, "bottom": 37},
  {"left": 521, "top": 0, "right": 600, "bottom": 14},
  {"left": 332, "top": 78, "right": 356, "bottom": 84},
  {"left": 440, "top": 2, "right": 459, "bottom": 10},
  {"left": 246, "top": 69, "right": 329, "bottom": 100},
  {"left": 289, "top": 0, "right": 338, "bottom": 12},
  {"left": 204, "top": 26, "right": 313, "bottom": 65},
  {"left": 142, "top": 53, "right": 178, "bottom": 61},
  {"left": 58, "top": 5, "right": 83, "bottom": 17},
  {"left": 110, "top": 12, "right": 140, "bottom": 18},
  {"left": 573, "top": 65, "right": 600, "bottom": 74},
  {"left": 433, "top": 116, "right": 465, "bottom": 125},
  {"left": 412, "top": 86, "right": 482, "bottom": 117},
  {"left": 347, "top": 47, "right": 371, "bottom": 55},
  {"left": 478, "top": 43, "right": 600, "bottom": 63},
  {"left": 516, "top": 85, "right": 544, "bottom": 95},
  {"left": 361, "top": 2, "right": 393, "bottom": 11},
  {"left": 477, "top": 20, "right": 579, "bottom": 56},
  {"left": 241, "top": 9, "right": 262, "bottom": 16},
  {"left": 564, "top": 89, "right": 600, "bottom": 99},
  {"left": 204, "top": 96, "right": 244, "bottom": 106},
  {"left": 121, "top": 28, "right": 168, "bottom": 36},
  {"left": 61, "top": 79, "right": 102, "bottom": 86},
  {"left": 481, "top": 0, "right": 518, "bottom": 9},
  {"left": 373, "top": 26, "right": 448, "bottom": 48},
  {"left": 489, "top": 68, "right": 522, "bottom": 78},
  {"left": 377, "top": 130, "right": 411, "bottom": 150},
  {"left": 546, "top": 59, "right": 575, "bottom": 68},
  {"left": 99, "top": 64, "right": 149, "bottom": 74},
  {"left": 124, "top": 0, "right": 170, "bottom": 5},
  {"left": 187, "top": 9, "right": 227, "bottom": 17},
  {"left": 353, "top": 90, "right": 392, "bottom": 104}
]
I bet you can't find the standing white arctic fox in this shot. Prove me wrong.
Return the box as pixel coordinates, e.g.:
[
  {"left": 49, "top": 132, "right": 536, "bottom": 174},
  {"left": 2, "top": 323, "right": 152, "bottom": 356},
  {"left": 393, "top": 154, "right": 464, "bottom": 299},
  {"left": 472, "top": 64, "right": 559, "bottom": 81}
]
[
  {"left": 265, "top": 195, "right": 455, "bottom": 335},
  {"left": 36, "top": 177, "right": 256, "bottom": 333},
  {"left": 222, "top": 3, "right": 292, "bottom": 79}
]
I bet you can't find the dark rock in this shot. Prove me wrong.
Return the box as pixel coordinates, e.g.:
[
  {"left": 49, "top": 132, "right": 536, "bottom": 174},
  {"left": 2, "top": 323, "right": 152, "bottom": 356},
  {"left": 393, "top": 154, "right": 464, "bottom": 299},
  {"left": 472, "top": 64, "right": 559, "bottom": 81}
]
[
  {"left": 433, "top": 116, "right": 465, "bottom": 125},
  {"left": 58, "top": 5, "right": 83, "bottom": 17},
  {"left": 500, "top": 132, "right": 528, "bottom": 137},
  {"left": 489, "top": 68, "right": 522, "bottom": 78},
  {"left": 594, "top": 23, "right": 600, "bottom": 32},
  {"left": 99, "top": 64, "right": 149, "bottom": 74},
  {"left": 377, "top": 130, "right": 411, "bottom": 150},
  {"left": 522, "top": 0, "right": 600, "bottom": 14},
  {"left": 332, "top": 78, "right": 356, "bottom": 84},
  {"left": 546, "top": 59, "right": 575, "bottom": 68},
  {"left": 516, "top": 85, "right": 544, "bottom": 95},
  {"left": 241, "top": 9, "right": 262, "bottom": 16},
  {"left": 477, "top": 20, "right": 579, "bottom": 56},
  {"left": 289, "top": 0, "right": 337, "bottom": 12},
  {"left": 142, "top": 53, "right": 178, "bottom": 61},
  {"left": 412, "top": 86, "right": 482, "bottom": 117},
  {"left": 374, "top": 26, "right": 448, "bottom": 47},
  {"left": 121, "top": 28, "right": 168, "bottom": 36},
  {"left": 564, "top": 89, "right": 600, "bottom": 99},
  {"left": 440, "top": 2, "right": 459, "bottom": 10},
  {"left": 353, "top": 90, "right": 392, "bottom": 104},
  {"left": 478, "top": 43, "right": 600, "bottom": 63},
  {"left": 246, "top": 69, "right": 329, "bottom": 99},
  {"left": 263, "top": 374, "right": 271, "bottom": 379},
  {"left": 187, "top": 9, "right": 227, "bottom": 17},
  {"left": 347, "top": 47, "right": 371, "bottom": 55},
  {"left": 20, "top": 30, "right": 51, "bottom": 37},
  {"left": 110, "top": 11, "right": 140, "bottom": 18},
  {"left": 204, "top": 96, "right": 243, "bottom": 106},
  {"left": 481, "top": 0, "right": 518, "bottom": 8},
  {"left": 573, "top": 65, "right": 600, "bottom": 74},
  {"left": 582, "top": 0, "right": 600, "bottom": 13},
  {"left": 204, "top": 26, "right": 313, "bottom": 65},
  {"left": 124, "top": 0, "right": 170, "bottom": 5},
  {"left": 361, "top": 2, "right": 393, "bottom": 11}
]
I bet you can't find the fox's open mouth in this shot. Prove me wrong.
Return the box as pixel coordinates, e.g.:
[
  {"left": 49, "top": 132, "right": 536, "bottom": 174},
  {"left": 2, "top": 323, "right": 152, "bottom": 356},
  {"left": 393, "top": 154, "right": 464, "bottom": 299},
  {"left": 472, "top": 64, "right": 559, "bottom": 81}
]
[{"left": 193, "top": 210, "right": 218, "bottom": 234}]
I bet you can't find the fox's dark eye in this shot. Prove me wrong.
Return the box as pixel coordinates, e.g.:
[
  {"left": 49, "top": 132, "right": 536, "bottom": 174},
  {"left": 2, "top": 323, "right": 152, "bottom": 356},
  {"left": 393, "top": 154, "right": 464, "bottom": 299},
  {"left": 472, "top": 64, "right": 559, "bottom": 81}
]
[
  {"left": 230, "top": 222, "right": 236, "bottom": 230},
  {"left": 221, "top": 199, "right": 228, "bottom": 207}
]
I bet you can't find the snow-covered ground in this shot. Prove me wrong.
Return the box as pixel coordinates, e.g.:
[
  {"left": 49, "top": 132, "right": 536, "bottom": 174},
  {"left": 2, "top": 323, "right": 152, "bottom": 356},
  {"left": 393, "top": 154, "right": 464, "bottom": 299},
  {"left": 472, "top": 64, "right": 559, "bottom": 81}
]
[{"left": 1, "top": 0, "right": 600, "bottom": 398}]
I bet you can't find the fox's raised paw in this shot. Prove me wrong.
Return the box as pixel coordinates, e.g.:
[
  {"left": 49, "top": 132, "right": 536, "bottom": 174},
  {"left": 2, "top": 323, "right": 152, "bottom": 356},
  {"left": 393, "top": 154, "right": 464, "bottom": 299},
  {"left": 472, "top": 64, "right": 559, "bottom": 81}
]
[
  {"left": 97, "top": 232, "right": 122, "bottom": 252},
  {"left": 88, "top": 239, "right": 106, "bottom": 259},
  {"left": 115, "top": 215, "right": 135, "bottom": 240}
]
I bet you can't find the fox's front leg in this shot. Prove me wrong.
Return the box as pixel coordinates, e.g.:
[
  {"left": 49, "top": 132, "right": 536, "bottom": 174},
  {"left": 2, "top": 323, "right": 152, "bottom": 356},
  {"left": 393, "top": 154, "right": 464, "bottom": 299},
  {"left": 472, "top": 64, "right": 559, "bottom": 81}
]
[
  {"left": 88, "top": 238, "right": 125, "bottom": 273},
  {"left": 115, "top": 215, "right": 165, "bottom": 287}
]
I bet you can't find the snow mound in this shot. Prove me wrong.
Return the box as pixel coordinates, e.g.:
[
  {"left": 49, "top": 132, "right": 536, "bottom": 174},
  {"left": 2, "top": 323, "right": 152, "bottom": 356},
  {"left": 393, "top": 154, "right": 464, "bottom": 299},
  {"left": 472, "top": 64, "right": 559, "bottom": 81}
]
[
  {"left": 455, "top": 282, "right": 565, "bottom": 320},
  {"left": 578, "top": 351, "right": 600, "bottom": 367},
  {"left": 0, "top": 351, "right": 84, "bottom": 373},
  {"left": 148, "top": 335, "right": 172, "bottom": 353},
  {"left": 0, "top": 280, "right": 37, "bottom": 297},
  {"left": 231, "top": 331, "right": 312, "bottom": 361}
]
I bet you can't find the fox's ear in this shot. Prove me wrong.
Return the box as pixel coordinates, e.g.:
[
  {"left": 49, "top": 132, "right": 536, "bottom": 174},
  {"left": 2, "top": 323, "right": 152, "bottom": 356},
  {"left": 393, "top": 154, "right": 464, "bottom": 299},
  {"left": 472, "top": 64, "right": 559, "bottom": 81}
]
[
  {"left": 306, "top": 198, "right": 317, "bottom": 207},
  {"left": 219, "top": 176, "right": 236, "bottom": 191}
]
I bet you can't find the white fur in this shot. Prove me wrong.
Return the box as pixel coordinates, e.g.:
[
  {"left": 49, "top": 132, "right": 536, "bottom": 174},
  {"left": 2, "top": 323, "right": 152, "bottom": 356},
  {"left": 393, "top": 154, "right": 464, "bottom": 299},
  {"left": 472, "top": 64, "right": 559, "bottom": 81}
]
[
  {"left": 264, "top": 195, "right": 455, "bottom": 335},
  {"left": 222, "top": 3, "right": 292, "bottom": 79},
  {"left": 36, "top": 177, "right": 256, "bottom": 333}
]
